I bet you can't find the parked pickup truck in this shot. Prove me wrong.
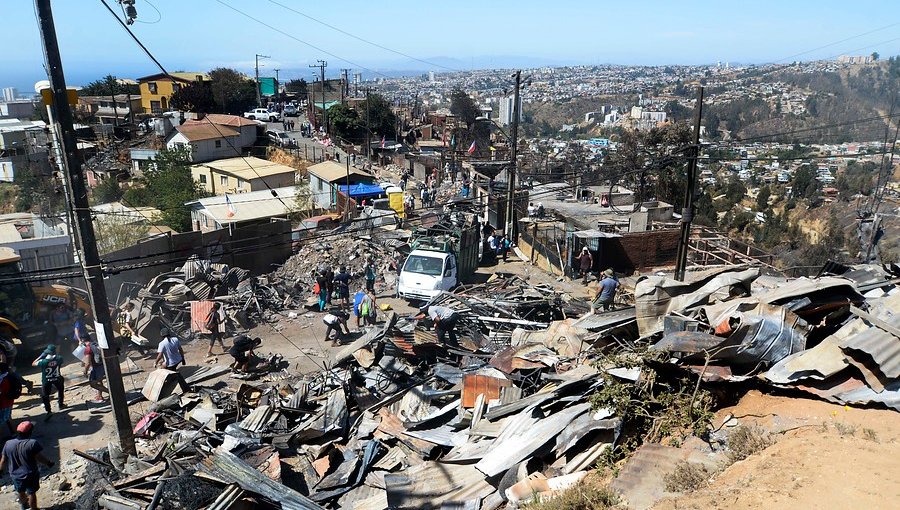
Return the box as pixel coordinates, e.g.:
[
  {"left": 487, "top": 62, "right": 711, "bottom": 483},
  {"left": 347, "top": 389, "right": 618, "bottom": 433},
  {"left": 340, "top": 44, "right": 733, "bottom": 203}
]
[{"left": 243, "top": 108, "right": 281, "bottom": 122}]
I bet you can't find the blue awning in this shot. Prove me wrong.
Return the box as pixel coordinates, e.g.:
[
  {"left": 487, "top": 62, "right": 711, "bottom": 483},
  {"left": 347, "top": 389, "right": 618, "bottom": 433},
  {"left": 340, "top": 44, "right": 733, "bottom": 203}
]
[{"left": 338, "top": 183, "right": 385, "bottom": 198}]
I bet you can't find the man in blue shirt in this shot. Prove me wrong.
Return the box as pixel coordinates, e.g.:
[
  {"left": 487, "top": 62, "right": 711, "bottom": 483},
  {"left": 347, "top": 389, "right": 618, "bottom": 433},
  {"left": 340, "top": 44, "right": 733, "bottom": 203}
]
[
  {"left": 0, "top": 421, "right": 54, "bottom": 510},
  {"left": 594, "top": 269, "right": 619, "bottom": 311}
]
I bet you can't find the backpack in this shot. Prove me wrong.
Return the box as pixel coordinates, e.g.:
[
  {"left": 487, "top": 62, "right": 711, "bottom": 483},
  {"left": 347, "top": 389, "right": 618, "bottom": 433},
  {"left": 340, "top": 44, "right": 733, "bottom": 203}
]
[
  {"left": 205, "top": 310, "right": 218, "bottom": 331},
  {"left": 3, "top": 372, "right": 24, "bottom": 400}
]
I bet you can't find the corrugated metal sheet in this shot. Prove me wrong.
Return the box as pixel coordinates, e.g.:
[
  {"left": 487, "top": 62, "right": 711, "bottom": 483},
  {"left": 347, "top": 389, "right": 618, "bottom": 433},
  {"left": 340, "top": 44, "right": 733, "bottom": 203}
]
[
  {"left": 609, "top": 443, "right": 720, "bottom": 510},
  {"left": 190, "top": 300, "right": 218, "bottom": 334},
  {"left": 384, "top": 462, "right": 495, "bottom": 510},
  {"left": 239, "top": 405, "right": 278, "bottom": 433},
  {"left": 461, "top": 374, "right": 512, "bottom": 408},
  {"left": 571, "top": 306, "right": 636, "bottom": 332}
]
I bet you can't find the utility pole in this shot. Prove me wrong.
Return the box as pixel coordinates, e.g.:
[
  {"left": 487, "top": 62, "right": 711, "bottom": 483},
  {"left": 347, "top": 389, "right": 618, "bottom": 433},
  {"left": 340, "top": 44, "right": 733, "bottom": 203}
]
[
  {"left": 107, "top": 75, "right": 119, "bottom": 128},
  {"left": 273, "top": 68, "right": 280, "bottom": 99},
  {"left": 255, "top": 54, "right": 270, "bottom": 106},
  {"left": 341, "top": 68, "right": 350, "bottom": 101},
  {"left": 35, "top": 0, "right": 136, "bottom": 455},
  {"left": 365, "top": 87, "right": 371, "bottom": 159},
  {"left": 505, "top": 70, "right": 522, "bottom": 239},
  {"left": 310, "top": 60, "right": 327, "bottom": 134},
  {"left": 674, "top": 86, "right": 704, "bottom": 282}
]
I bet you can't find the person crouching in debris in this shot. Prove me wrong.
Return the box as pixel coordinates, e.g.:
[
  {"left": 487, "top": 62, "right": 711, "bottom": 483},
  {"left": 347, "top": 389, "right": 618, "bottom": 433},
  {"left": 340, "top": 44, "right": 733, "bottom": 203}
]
[
  {"left": 229, "top": 335, "right": 261, "bottom": 373},
  {"left": 593, "top": 269, "right": 619, "bottom": 312},
  {"left": 416, "top": 305, "right": 459, "bottom": 345},
  {"left": 32, "top": 346, "right": 64, "bottom": 416},
  {"left": 82, "top": 338, "right": 108, "bottom": 404},
  {"left": 205, "top": 302, "right": 227, "bottom": 357},
  {"left": 323, "top": 311, "right": 351, "bottom": 343},
  {"left": 0, "top": 421, "right": 54, "bottom": 510}
]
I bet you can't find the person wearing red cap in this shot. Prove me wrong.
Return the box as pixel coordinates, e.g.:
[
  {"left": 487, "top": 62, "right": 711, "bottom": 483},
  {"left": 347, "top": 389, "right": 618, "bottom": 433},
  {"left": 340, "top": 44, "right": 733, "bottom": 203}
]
[{"left": 0, "top": 421, "right": 54, "bottom": 510}]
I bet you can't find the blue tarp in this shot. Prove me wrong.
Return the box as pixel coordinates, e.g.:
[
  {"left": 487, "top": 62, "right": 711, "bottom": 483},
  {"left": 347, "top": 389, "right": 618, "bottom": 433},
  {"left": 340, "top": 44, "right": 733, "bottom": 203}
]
[{"left": 338, "top": 183, "right": 385, "bottom": 198}]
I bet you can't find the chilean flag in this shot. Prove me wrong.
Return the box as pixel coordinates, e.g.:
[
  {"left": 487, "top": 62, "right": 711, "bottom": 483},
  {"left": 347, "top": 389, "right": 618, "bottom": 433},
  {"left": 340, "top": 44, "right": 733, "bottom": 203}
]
[
  {"left": 380, "top": 136, "right": 386, "bottom": 149},
  {"left": 225, "top": 194, "right": 236, "bottom": 218},
  {"left": 467, "top": 140, "right": 477, "bottom": 155}
]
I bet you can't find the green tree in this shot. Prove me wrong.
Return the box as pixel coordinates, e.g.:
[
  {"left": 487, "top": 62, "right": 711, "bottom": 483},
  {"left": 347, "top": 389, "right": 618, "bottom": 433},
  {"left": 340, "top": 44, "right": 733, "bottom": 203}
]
[
  {"left": 327, "top": 103, "right": 364, "bottom": 143},
  {"left": 93, "top": 176, "right": 124, "bottom": 204},
  {"left": 170, "top": 81, "right": 216, "bottom": 113},
  {"left": 78, "top": 75, "right": 139, "bottom": 96},
  {"left": 755, "top": 185, "right": 771, "bottom": 211},
  {"left": 792, "top": 165, "right": 818, "bottom": 200},
  {"left": 449, "top": 87, "right": 479, "bottom": 127},
  {"left": 143, "top": 147, "right": 205, "bottom": 231},
  {"left": 13, "top": 162, "right": 59, "bottom": 212},
  {"left": 871, "top": 51, "right": 879, "bottom": 62},
  {"left": 285, "top": 79, "right": 308, "bottom": 96},
  {"left": 122, "top": 185, "right": 152, "bottom": 207},
  {"left": 209, "top": 68, "right": 257, "bottom": 114},
  {"left": 361, "top": 93, "right": 397, "bottom": 139},
  {"left": 93, "top": 214, "right": 150, "bottom": 255}
]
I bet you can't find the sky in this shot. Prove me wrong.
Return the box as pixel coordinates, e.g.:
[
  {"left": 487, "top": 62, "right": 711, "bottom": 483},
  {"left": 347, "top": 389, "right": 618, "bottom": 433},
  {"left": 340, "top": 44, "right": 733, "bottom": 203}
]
[{"left": 2, "top": 0, "right": 900, "bottom": 92}]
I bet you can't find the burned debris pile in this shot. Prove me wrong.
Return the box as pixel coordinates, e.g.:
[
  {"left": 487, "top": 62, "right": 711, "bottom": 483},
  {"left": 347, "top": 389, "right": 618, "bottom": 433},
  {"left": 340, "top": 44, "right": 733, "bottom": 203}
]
[{"left": 89, "top": 257, "right": 900, "bottom": 509}]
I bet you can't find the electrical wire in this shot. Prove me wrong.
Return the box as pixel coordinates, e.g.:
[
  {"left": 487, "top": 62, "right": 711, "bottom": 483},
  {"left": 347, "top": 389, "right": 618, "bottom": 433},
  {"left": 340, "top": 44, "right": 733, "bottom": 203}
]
[
  {"left": 773, "top": 21, "right": 900, "bottom": 63},
  {"left": 266, "top": 0, "right": 460, "bottom": 73},
  {"left": 212, "top": 0, "right": 395, "bottom": 80}
]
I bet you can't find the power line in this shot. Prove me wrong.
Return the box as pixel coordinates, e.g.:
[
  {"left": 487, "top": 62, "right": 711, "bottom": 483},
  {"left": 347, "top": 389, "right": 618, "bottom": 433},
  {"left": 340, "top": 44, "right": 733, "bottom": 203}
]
[
  {"left": 213, "top": 0, "right": 394, "bottom": 80},
  {"left": 266, "top": 0, "right": 460, "bottom": 73},
  {"left": 773, "top": 20, "right": 900, "bottom": 63}
]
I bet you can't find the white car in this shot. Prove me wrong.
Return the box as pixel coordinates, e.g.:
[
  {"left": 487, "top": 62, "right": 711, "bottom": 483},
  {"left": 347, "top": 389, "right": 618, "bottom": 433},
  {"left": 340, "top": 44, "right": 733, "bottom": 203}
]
[
  {"left": 397, "top": 249, "right": 458, "bottom": 301},
  {"left": 243, "top": 108, "right": 281, "bottom": 122}
]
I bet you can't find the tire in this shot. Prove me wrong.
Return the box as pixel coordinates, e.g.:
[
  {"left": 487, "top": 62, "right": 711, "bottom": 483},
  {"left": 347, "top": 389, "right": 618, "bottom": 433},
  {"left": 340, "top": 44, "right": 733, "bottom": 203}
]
[
  {"left": 269, "top": 116, "right": 277, "bottom": 123},
  {"left": 248, "top": 115, "right": 256, "bottom": 120}
]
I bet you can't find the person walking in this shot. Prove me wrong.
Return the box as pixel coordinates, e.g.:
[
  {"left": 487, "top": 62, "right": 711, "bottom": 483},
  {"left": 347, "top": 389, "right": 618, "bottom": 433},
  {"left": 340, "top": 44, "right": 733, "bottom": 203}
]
[
  {"left": 155, "top": 328, "right": 190, "bottom": 392},
  {"left": 352, "top": 288, "right": 367, "bottom": 329},
  {"left": 72, "top": 309, "right": 90, "bottom": 346},
  {"left": 0, "top": 363, "right": 22, "bottom": 435},
  {"left": 593, "top": 269, "right": 619, "bottom": 312},
  {"left": 333, "top": 266, "right": 351, "bottom": 310},
  {"left": 416, "top": 305, "right": 460, "bottom": 345},
  {"left": 578, "top": 247, "right": 594, "bottom": 284},
  {"left": 323, "top": 311, "right": 351, "bottom": 342},
  {"left": 49, "top": 303, "right": 71, "bottom": 347},
  {"left": 315, "top": 271, "right": 330, "bottom": 311},
  {"left": 0, "top": 421, "right": 55, "bottom": 510},
  {"left": 81, "top": 339, "right": 108, "bottom": 404},
  {"left": 323, "top": 266, "right": 335, "bottom": 305},
  {"left": 204, "top": 303, "right": 226, "bottom": 357},
  {"left": 229, "top": 335, "right": 261, "bottom": 373},
  {"left": 31, "top": 346, "right": 64, "bottom": 416},
  {"left": 363, "top": 289, "right": 378, "bottom": 326},
  {"left": 364, "top": 258, "right": 377, "bottom": 294}
]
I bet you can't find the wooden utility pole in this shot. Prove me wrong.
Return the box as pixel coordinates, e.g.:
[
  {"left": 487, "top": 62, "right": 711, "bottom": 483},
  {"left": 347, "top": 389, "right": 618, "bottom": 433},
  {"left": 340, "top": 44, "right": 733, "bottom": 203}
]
[
  {"left": 255, "top": 53, "right": 269, "bottom": 106},
  {"left": 505, "top": 70, "right": 522, "bottom": 239},
  {"left": 340, "top": 68, "right": 350, "bottom": 101},
  {"left": 310, "top": 60, "right": 327, "bottom": 134},
  {"left": 674, "top": 86, "right": 704, "bottom": 281},
  {"left": 35, "top": 0, "right": 136, "bottom": 455},
  {"left": 365, "top": 87, "right": 371, "bottom": 159}
]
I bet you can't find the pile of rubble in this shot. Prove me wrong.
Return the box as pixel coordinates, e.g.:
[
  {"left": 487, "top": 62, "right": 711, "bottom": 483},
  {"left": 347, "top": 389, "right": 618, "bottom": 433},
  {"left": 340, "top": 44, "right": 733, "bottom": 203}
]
[
  {"left": 637, "top": 262, "right": 900, "bottom": 410},
  {"left": 91, "top": 259, "right": 899, "bottom": 509}
]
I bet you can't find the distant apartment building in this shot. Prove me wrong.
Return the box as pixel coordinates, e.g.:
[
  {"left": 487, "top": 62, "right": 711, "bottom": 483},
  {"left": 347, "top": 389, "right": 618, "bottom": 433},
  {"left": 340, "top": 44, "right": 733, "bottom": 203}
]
[
  {"left": 0, "top": 119, "right": 50, "bottom": 182},
  {"left": 2, "top": 88, "right": 17, "bottom": 102},
  {"left": 0, "top": 100, "right": 38, "bottom": 119},
  {"left": 498, "top": 95, "right": 523, "bottom": 126},
  {"left": 136, "top": 72, "right": 209, "bottom": 114},
  {"left": 837, "top": 55, "right": 874, "bottom": 64}
]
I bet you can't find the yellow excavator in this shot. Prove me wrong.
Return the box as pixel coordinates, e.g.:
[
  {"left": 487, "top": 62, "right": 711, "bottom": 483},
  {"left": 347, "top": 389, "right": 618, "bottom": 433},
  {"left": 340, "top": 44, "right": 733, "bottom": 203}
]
[{"left": 0, "top": 247, "right": 92, "bottom": 357}]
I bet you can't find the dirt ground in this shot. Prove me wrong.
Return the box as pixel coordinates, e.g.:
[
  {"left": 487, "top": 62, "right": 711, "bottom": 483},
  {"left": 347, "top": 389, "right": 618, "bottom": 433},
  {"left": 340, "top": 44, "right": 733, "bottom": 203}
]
[{"left": 654, "top": 390, "right": 900, "bottom": 510}]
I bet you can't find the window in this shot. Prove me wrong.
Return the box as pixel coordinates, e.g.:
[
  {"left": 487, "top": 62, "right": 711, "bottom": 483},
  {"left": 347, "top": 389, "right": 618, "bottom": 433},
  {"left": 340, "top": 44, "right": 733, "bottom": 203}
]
[
  {"left": 196, "top": 75, "right": 203, "bottom": 81},
  {"left": 150, "top": 100, "right": 161, "bottom": 113},
  {"left": 172, "top": 83, "right": 181, "bottom": 92},
  {"left": 214, "top": 140, "right": 222, "bottom": 148},
  {"left": 148, "top": 82, "right": 157, "bottom": 94},
  {"left": 199, "top": 174, "right": 207, "bottom": 184},
  {"left": 237, "top": 179, "right": 244, "bottom": 190},
  {"left": 317, "top": 179, "right": 324, "bottom": 191},
  {"left": 220, "top": 176, "right": 228, "bottom": 186}
]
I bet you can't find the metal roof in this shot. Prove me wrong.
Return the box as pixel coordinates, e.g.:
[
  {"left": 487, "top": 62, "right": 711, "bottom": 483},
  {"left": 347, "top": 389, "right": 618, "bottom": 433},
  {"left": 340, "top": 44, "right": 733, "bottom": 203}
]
[
  {"left": 307, "top": 160, "right": 375, "bottom": 184},
  {"left": 193, "top": 156, "right": 297, "bottom": 180},
  {"left": 186, "top": 185, "right": 299, "bottom": 224}
]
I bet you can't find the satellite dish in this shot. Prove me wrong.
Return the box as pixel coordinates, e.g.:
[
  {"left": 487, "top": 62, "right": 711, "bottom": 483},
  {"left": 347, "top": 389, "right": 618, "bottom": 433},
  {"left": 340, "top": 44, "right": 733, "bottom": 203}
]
[{"left": 34, "top": 80, "right": 51, "bottom": 93}]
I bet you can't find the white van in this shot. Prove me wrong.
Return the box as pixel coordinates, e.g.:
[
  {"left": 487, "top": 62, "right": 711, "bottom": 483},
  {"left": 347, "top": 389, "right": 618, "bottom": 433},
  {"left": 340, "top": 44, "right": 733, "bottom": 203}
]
[{"left": 397, "top": 249, "right": 458, "bottom": 301}]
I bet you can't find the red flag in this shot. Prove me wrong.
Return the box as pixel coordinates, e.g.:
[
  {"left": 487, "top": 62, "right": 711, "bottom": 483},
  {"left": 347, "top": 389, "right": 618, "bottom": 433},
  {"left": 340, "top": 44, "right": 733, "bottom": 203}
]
[
  {"left": 467, "top": 140, "right": 476, "bottom": 155},
  {"left": 380, "top": 136, "right": 385, "bottom": 149},
  {"left": 225, "top": 194, "right": 236, "bottom": 218}
]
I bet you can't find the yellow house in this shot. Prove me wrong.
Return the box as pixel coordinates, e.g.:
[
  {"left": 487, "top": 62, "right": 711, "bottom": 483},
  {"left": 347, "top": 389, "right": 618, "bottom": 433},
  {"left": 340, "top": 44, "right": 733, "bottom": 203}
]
[{"left": 136, "top": 72, "right": 209, "bottom": 114}]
